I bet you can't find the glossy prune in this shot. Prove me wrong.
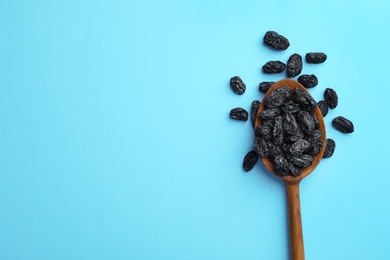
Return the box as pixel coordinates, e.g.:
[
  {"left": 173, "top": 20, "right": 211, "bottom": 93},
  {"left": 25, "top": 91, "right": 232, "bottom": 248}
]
[
  {"left": 290, "top": 139, "right": 311, "bottom": 155},
  {"left": 260, "top": 108, "right": 281, "bottom": 120},
  {"left": 243, "top": 151, "right": 259, "bottom": 171},
  {"left": 230, "top": 107, "right": 248, "bottom": 121},
  {"left": 306, "top": 52, "right": 327, "bottom": 64},
  {"left": 293, "top": 88, "right": 317, "bottom": 111},
  {"left": 297, "top": 74, "right": 318, "bottom": 88},
  {"left": 263, "top": 31, "right": 290, "bottom": 50},
  {"left": 287, "top": 53, "right": 303, "bottom": 77},
  {"left": 250, "top": 100, "right": 261, "bottom": 127},
  {"left": 259, "top": 81, "right": 275, "bottom": 93},
  {"left": 230, "top": 76, "right": 246, "bottom": 94},
  {"left": 324, "top": 88, "right": 338, "bottom": 109},
  {"left": 289, "top": 154, "right": 314, "bottom": 168},
  {"left": 323, "top": 138, "right": 335, "bottom": 158},
  {"left": 332, "top": 116, "right": 354, "bottom": 133},
  {"left": 262, "top": 61, "right": 286, "bottom": 74},
  {"left": 265, "top": 86, "right": 292, "bottom": 108},
  {"left": 317, "top": 100, "right": 329, "bottom": 117},
  {"left": 273, "top": 155, "right": 289, "bottom": 176}
]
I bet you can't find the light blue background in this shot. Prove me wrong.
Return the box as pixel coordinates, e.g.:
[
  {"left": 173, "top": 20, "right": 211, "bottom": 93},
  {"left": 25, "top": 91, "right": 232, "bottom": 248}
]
[{"left": 1, "top": 0, "right": 389, "bottom": 259}]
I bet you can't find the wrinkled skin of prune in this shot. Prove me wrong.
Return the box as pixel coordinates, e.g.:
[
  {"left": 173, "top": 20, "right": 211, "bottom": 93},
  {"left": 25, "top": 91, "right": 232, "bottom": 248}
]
[
  {"left": 262, "top": 61, "right": 286, "bottom": 74},
  {"left": 306, "top": 139, "right": 324, "bottom": 156},
  {"left": 250, "top": 100, "right": 261, "bottom": 127},
  {"left": 265, "top": 86, "right": 292, "bottom": 108},
  {"left": 267, "top": 142, "right": 284, "bottom": 159},
  {"left": 259, "top": 81, "right": 275, "bottom": 92},
  {"left": 243, "top": 151, "right": 259, "bottom": 171},
  {"left": 283, "top": 101, "right": 301, "bottom": 114},
  {"left": 263, "top": 31, "right": 290, "bottom": 50},
  {"left": 317, "top": 100, "right": 329, "bottom": 117},
  {"left": 289, "top": 154, "right": 314, "bottom": 168},
  {"left": 293, "top": 88, "right": 317, "bottom": 111},
  {"left": 287, "top": 53, "right": 303, "bottom": 78},
  {"left": 230, "top": 107, "right": 248, "bottom": 121},
  {"left": 290, "top": 139, "right": 311, "bottom": 155},
  {"left": 273, "top": 116, "right": 284, "bottom": 146},
  {"left": 283, "top": 111, "right": 298, "bottom": 136},
  {"left": 297, "top": 74, "right": 318, "bottom": 88},
  {"left": 324, "top": 88, "right": 338, "bottom": 109},
  {"left": 288, "top": 162, "right": 301, "bottom": 177},
  {"left": 260, "top": 108, "right": 280, "bottom": 120},
  {"left": 306, "top": 52, "right": 327, "bottom": 64},
  {"left": 273, "top": 155, "right": 289, "bottom": 176},
  {"left": 323, "top": 139, "right": 335, "bottom": 158},
  {"left": 285, "top": 125, "right": 305, "bottom": 143},
  {"left": 332, "top": 116, "right": 354, "bottom": 133},
  {"left": 262, "top": 119, "right": 274, "bottom": 127},
  {"left": 297, "top": 110, "right": 316, "bottom": 135},
  {"left": 255, "top": 125, "right": 273, "bottom": 141},
  {"left": 230, "top": 76, "right": 246, "bottom": 94},
  {"left": 254, "top": 136, "right": 268, "bottom": 158}
]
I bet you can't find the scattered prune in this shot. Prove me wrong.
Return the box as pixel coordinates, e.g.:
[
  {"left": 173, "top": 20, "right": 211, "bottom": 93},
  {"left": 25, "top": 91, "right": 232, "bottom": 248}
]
[
  {"left": 243, "top": 151, "right": 259, "bottom": 171},
  {"left": 289, "top": 154, "right": 314, "bottom": 168},
  {"left": 293, "top": 88, "right": 317, "bottom": 111},
  {"left": 259, "top": 81, "right": 275, "bottom": 92},
  {"left": 260, "top": 108, "right": 280, "bottom": 120},
  {"left": 230, "top": 107, "right": 248, "bottom": 121},
  {"left": 250, "top": 100, "right": 261, "bottom": 127},
  {"left": 230, "top": 76, "right": 246, "bottom": 94},
  {"left": 323, "top": 139, "right": 335, "bottom": 158},
  {"left": 265, "top": 86, "right": 292, "bottom": 108},
  {"left": 317, "top": 100, "right": 329, "bottom": 117},
  {"left": 290, "top": 139, "right": 311, "bottom": 155},
  {"left": 288, "top": 162, "right": 301, "bottom": 177},
  {"left": 297, "top": 110, "right": 316, "bottom": 135},
  {"left": 297, "top": 74, "right": 318, "bottom": 88},
  {"left": 262, "top": 61, "right": 286, "bottom": 74},
  {"left": 263, "top": 31, "right": 290, "bottom": 50},
  {"left": 332, "top": 116, "right": 354, "bottom": 133},
  {"left": 255, "top": 125, "right": 273, "bottom": 141},
  {"left": 254, "top": 137, "right": 268, "bottom": 158},
  {"left": 273, "top": 155, "right": 289, "bottom": 176},
  {"left": 287, "top": 53, "right": 303, "bottom": 78},
  {"left": 273, "top": 116, "right": 284, "bottom": 146},
  {"left": 324, "top": 88, "right": 338, "bottom": 109},
  {"left": 306, "top": 52, "right": 327, "bottom": 64},
  {"left": 283, "top": 111, "right": 298, "bottom": 136}
]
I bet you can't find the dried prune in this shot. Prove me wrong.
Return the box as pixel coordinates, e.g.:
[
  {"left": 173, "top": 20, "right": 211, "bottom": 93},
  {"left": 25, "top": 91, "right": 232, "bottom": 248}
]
[
  {"left": 230, "top": 76, "right": 246, "bottom": 94},
  {"left": 297, "top": 110, "right": 316, "bottom": 135},
  {"left": 263, "top": 31, "right": 290, "bottom": 50},
  {"left": 290, "top": 139, "right": 311, "bottom": 155},
  {"left": 324, "top": 88, "right": 338, "bottom": 109},
  {"left": 254, "top": 137, "right": 268, "bottom": 158},
  {"left": 293, "top": 88, "right": 317, "bottom": 111},
  {"left": 306, "top": 139, "right": 324, "bottom": 156},
  {"left": 273, "top": 116, "right": 284, "bottom": 146},
  {"left": 267, "top": 142, "right": 284, "bottom": 159},
  {"left": 283, "top": 101, "right": 300, "bottom": 114},
  {"left": 250, "top": 100, "right": 261, "bottom": 127},
  {"left": 259, "top": 81, "right": 275, "bottom": 92},
  {"left": 332, "top": 116, "right": 354, "bottom": 133},
  {"left": 288, "top": 162, "right": 301, "bottom": 177},
  {"left": 287, "top": 53, "right": 303, "bottom": 77},
  {"left": 273, "top": 155, "right": 289, "bottom": 176},
  {"left": 323, "top": 139, "right": 335, "bottom": 158},
  {"left": 262, "top": 119, "right": 274, "bottom": 127},
  {"left": 230, "top": 107, "right": 248, "bottom": 121},
  {"left": 260, "top": 108, "right": 280, "bottom": 120},
  {"left": 297, "top": 74, "right": 318, "bottom": 88},
  {"left": 317, "top": 100, "right": 329, "bottom": 117},
  {"left": 283, "top": 111, "right": 298, "bottom": 136},
  {"left": 289, "top": 154, "right": 314, "bottom": 168},
  {"left": 243, "top": 151, "right": 259, "bottom": 171},
  {"left": 265, "top": 86, "right": 292, "bottom": 108},
  {"left": 285, "top": 125, "right": 305, "bottom": 143},
  {"left": 255, "top": 125, "right": 273, "bottom": 141},
  {"left": 310, "top": 129, "right": 323, "bottom": 140},
  {"left": 306, "top": 52, "right": 327, "bottom": 64},
  {"left": 262, "top": 61, "right": 286, "bottom": 74}
]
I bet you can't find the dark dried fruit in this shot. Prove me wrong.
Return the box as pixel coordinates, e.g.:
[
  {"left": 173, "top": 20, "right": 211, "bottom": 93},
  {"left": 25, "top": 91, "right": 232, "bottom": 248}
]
[
  {"left": 288, "top": 163, "right": 301, "bottom": 177},
  {"left": 262, "top": 119, "right": 275, "bottom": 127},
  {"left": 289, "top": 154, "right": 314, "bottom": 168},
  {"left": 283, "top": 101, "right": 300, "bottom": 114},
  {"left": 259, "top": 81, "right": 275, "bottom": 92},
  {"left": 332, "top": 116, "right": 354, "bottom": 133},
  {"left": 285, "top": 125, "right": 305, "bottom": 143},
  {"left": 297, "top": 74, "right": 318, "bottom": 88},
  {"left": 324, "top": 88, "right": 338, "bottom": 109},
  {"left": 297, "top": 110, "right": 316, "bottom": 135},
  {"left": 262, "top": 61, "right": 286, "bottom": 74},
  {"left": 230, "top": 107, "right": 248, "bottom": 121},
  {"left": 263, "top": 31, "right": 290, "bottom": 50},
  {"left": 255, "top": 125, "right": 273, "bottom": 141},
  {"left": 254, "top": 137, "right": 268, "bottom": 158},
  {"left": 267, "top": 142, "right": 284, "bottom": 159},
  {"left": 287, "top": 53, "right": 303, "bottom": 77},
  {"left": 307, "top": 139, "right": 324, "bottom": 156},
  {"left": 283, "top": 111, "right": 298, "bottom": 136},
  {"left": 310, "top": 129, "right": 323, "bottom": 140},
  {"left": 273, "top": 155, "right": 289, "bottom": 176},
  {"left": 260, "top": 108, "right": 280, "bottom": 120},
  {"left": 273, "top": 116, "right": 284, "bottom": 146},
  {"left": 250, "top": 100, "right": 261, "bottom": 127},
  {"left": 306, "top": 52, "right": 327, "bottom": 64},
  {"left": 243, "top": 151, "right": 259, "bottom": 171},
  {"left": 293, "top": 88, "right": 317, "bottom": 111},
  {"left": 317, "top": 100, "right": 329, "bottom": 117},
  {"left": 323, "top": 139, "right": 335, "bottom": 158},
  {"left": 230, "top": 76, "right": 246, "bottom": 94},
  {"left": 265, "top": 86, "right": 292, "bottom": 108},
  {"left": 290, "top": 139, "right": 311, "bottom": 155}
]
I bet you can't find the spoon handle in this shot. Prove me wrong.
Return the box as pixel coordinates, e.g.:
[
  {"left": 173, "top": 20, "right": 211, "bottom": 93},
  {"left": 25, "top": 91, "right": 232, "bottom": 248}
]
[{"left": 286, "top": 182, "right": 305, "bottom": 260}]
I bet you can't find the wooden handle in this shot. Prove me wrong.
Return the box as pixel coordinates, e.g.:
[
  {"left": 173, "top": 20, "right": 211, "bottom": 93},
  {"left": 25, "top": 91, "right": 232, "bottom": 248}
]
[{"left": 286, "top": 182, "right": 305, "bottom": 260}]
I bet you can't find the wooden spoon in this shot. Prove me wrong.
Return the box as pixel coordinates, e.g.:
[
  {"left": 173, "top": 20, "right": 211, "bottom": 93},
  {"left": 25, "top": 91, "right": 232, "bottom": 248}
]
[{"left": 255, "top": 79, "right": 326, "bottom": 260}]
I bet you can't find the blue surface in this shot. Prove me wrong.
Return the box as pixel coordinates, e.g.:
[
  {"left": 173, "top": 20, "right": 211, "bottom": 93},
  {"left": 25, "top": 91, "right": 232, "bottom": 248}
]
[{"left": 1, "top": 0, "right": 390, "bottom": 259}]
